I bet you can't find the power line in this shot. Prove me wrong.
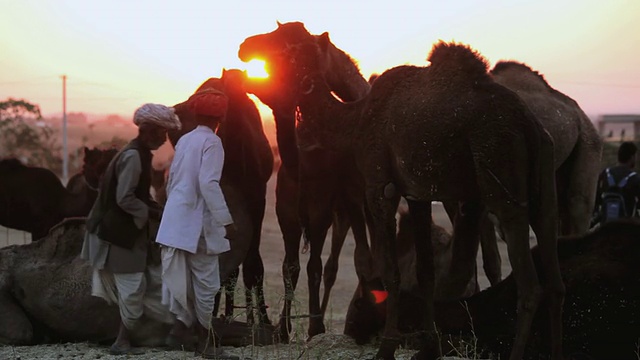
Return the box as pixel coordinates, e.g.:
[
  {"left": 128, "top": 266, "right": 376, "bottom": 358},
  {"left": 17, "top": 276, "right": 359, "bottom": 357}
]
[{"left": 0, "top": 76, "right": 59, "bottom": 85}]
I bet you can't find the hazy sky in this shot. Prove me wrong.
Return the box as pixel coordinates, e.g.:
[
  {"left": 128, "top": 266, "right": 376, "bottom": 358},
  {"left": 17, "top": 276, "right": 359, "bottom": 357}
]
[{"left": 1, "top": 0, "right": 638, "bottom": 121}]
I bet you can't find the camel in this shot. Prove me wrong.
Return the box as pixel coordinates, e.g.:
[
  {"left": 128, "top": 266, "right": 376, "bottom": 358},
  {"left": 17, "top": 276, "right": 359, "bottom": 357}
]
[
  {"left": 169, "top": 69, "right": 274, "bottom": 326},
  {"left": 239, "top": 21, "right": 376, "bottom": 342},
  {"left": 66, "top": 147, "right": 118, "bottom": 194},
  {"left": 491, "top": 60, "right": 603, "bottom": 234},
  {"left": 440, "top": 60, "right": 604, "bottom": 299},
  {"left": 0, "top": 150, "right": 105, "bottom": 240},
  {"left": 346, "top": 220, "right": 640, "bottom": 359},
  {"left": 0, "top": 216, "right": 272, "bottom": 347},
  {"left": 241, "top": 38, "right": 564, "bottom": 360},
  {"left": 239, "top": 22, "right": 510, "bottom": 341}
]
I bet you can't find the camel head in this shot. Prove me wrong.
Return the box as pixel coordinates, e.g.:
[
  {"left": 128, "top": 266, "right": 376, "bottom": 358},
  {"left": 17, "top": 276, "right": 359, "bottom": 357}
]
[
  {"left": 238, "top": 21, "right": 325, "bottom": 113},
  {"left": 238, "top": 21, "right": 315, "bottom": 67},
  {"left": 81, "top": 147, "right": 118, "bottom": 190},
  {"left": 221, "top": 68, "right": 248, "bottom": 98}
]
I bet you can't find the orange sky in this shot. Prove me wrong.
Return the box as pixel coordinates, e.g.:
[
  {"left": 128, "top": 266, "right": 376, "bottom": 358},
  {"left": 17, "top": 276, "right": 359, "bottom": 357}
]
[{"left": 1, "top": 0, "right": 639, "bottom": 122}]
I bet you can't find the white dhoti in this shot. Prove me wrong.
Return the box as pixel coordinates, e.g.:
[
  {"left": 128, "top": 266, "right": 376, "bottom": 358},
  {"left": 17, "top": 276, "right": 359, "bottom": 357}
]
[
  {"left": 91, "top": 265, "right": 174, "bottom": 330},
  {"left": 161, "top": 244, "right": 220, "bottom": 329}
]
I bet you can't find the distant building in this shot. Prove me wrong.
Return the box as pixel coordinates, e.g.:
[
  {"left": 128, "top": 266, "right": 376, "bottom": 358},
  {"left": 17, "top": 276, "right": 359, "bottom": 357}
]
[{"left": 598, "top": 114, "right": 640, "bottom": 141}]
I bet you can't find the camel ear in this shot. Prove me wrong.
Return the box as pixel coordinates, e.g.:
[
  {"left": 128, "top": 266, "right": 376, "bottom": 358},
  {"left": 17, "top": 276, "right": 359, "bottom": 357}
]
[
  {"left": 277, "top": 20, "right": 282, "bottom": 27},
  {"left": 317, "top": 32, "right": 331, "bottom": 52}
]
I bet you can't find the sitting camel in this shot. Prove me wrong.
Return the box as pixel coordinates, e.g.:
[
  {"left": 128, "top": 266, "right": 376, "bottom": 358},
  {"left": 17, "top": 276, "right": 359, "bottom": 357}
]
[
  {"left": 169, "top": 69, "right": 274, "bottom": 326},
  {"left": 242, "top": 39, "right": 564, "bottom": 360},
  {"left": 239, "top": 21, "right": 376, "bottom": 342},
  {"left": 0, "top": 148, "right": 108, "bottom": 241},
  {"left": 346, "top": 220, "right": 640, "bottom": 359},
  {"left": 0, "top": 201, "right": 265, "bottom": 346}
]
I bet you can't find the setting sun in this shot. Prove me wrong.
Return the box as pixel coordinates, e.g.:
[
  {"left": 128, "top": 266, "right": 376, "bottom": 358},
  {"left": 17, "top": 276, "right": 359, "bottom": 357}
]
[{"left": 244, "top": 59, "right": 269, "bottom": 79}]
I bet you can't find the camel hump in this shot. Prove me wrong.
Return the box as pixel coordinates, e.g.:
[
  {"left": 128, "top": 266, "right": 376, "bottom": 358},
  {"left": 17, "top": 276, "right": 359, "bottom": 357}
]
[
  {"left": 492, "top": 61, "right": 553, "bottom": 87},
  {"left": 427, "top": 41, "right": 489, "bottom": 79},
  {"left": 0, "top": 158, "right": 26, "bottom": 171}
]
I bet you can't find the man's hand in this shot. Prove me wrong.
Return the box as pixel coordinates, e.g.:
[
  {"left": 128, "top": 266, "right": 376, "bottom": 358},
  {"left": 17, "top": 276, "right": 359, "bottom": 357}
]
[{"left": 224, "top": 224, "right": 238, "bottom": 240}]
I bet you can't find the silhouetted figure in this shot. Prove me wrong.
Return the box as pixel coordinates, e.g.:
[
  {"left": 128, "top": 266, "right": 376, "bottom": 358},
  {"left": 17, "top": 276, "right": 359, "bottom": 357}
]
[{"left": 592, "top": 141, "right": 640, "bottom": 226}]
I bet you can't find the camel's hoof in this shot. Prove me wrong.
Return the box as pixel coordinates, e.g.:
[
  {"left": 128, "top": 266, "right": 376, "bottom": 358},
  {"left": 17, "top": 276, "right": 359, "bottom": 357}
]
[
  {"left": 109, "top": 344, "right": 145, "bottom": 356},
  {"left": 307, "top": 320, "right": 326, "bottom": 339},
  {"left": 373, "top": 337, "right": 399, "bottom": 360},
  {"left": 274, "top": 322, "right": 290, "bottom": 344},
  {"left": 410, "top": 341, "right": 441, "bottom": 360}
]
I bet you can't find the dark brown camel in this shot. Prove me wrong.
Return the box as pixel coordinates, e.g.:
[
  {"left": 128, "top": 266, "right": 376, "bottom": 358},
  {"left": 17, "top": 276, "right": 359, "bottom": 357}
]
[
  {"left": 346, "top": 220, "right": 640, "bottom": 360},
  {"left": 239, "top": 21, "right": 375, "bottom": 342},
  {"left": 0, "top": 151, "right": 105, "bottom": 240},
  {"left": 491, "top": 60, "right": 603, "bottom": 235},
  {"left": 66, "top": 147, "right": 118, "bottom": 194},
  {"left": 0, "top": 216, "right": 271, "bottom": 347},
  {"left": 441, "top": 61, "right": 604, "bottom": 299},
  {"left": 168, "top": 69, "right": 274, "bottom": 325},
  {"left": 242, "top": 39, "right": 564, "bottom": 360}
]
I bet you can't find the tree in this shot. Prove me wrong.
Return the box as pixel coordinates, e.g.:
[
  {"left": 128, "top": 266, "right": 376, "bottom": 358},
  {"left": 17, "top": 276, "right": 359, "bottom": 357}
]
[{"left": 0, "top": 98, "right": 62, "bottom": 175}]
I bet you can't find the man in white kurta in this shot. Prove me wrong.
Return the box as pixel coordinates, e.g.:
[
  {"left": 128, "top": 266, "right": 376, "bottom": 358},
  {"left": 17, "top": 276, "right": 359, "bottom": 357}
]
[{"left": 156, "top": 88, "right": 238, "bottom": 359}]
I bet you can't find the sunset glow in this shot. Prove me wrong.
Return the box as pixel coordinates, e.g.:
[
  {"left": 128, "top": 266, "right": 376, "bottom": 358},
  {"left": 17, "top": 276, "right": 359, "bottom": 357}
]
[
  {"left": 244, "top": 59, "right": 270, "bottom": 79},
  {"left": 0, "top": 0, "right": 638, "bottom": 122}
]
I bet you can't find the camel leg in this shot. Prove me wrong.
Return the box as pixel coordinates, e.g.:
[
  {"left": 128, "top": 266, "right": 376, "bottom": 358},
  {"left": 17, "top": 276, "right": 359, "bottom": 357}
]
[
  {"left": 472, "top": 134, "right": 547, "bottom": 360},
  {"left": 274, "top": 168, "right": 303, "bottom": 343},
  {"left": 241, "top": 196, "right": 270, "bottom": 325},
  {"left": 348, "top": 201, "right": 374, "bottom": 284},
  {"left": 320, "top": 207, "right": 350, "bottom": 317},
  {"left": 213, "top": 268, "right": 238, "bottom": 320},
  {"left": 0, "top": 292, "right": 34, "bottom": 344},
  {"left": 441, "top": 201, "right": 482, "bottom": 299},
  {"left": 365, "top": 178, "right": 401, "bottom": 360},
  {"left": 302, "top": 194, "right": 334, "bottom": 338},
  {"left": 479, "top": 212, "right": 502, "bottom": 286},
  {"left": 530, "top": 139, "right": 565, "bottom": 359},
  {"left": 223, "top": 274, "right": 237, "bottom": 319},
  {"left": 558, "top": 138, "right": 602, "bottom": 235},
  {"left": 488, "top": 205, "right": 541, "bottom": 360},
  {"left": 406, "top": 199, "right": 442, "bottom": 359}
]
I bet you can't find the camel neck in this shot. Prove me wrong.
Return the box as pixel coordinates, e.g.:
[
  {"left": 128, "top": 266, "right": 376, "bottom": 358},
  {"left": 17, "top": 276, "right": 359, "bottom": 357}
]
[{"left": 297, "top": 80, "right": 362, "bottom": 153}]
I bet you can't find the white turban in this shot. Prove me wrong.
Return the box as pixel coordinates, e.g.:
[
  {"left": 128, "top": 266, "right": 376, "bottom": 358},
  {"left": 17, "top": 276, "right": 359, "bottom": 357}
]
[{"left": 133, "top": 103, "right": 182, "bottom": 130}]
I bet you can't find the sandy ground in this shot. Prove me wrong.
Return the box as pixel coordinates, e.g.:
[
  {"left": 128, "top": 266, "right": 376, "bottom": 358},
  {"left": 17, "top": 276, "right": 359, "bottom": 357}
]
[{"left": 0, "top": 175, "right": 511, "bottom": 359}]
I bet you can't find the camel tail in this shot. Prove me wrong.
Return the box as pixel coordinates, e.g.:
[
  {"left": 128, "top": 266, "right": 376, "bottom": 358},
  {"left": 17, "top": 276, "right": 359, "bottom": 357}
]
[{"left": 427, "top": 41, "right": 490, "bottom": 80}]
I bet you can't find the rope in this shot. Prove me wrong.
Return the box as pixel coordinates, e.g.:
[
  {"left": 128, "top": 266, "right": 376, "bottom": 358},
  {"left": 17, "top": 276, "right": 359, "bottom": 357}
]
[{"left": 83, "top": 175, "right": 99, "bottom": 192}]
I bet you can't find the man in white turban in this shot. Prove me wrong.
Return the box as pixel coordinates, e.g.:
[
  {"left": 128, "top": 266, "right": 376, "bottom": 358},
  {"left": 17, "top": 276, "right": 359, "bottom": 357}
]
[{"left": 81, "top": 103, "right": 181, "bottom": 355}]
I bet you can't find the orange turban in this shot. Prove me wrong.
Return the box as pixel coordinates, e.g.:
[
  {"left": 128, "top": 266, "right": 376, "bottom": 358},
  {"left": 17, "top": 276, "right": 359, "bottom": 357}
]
[{"left": 186, "top": 88, "right": 228, "bottom": 117}]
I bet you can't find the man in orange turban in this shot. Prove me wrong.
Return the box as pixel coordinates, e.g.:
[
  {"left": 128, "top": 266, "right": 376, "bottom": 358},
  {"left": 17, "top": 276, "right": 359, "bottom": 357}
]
[
  {"left": 186, "top": 88, "right": 229, "bottom": 118},
  {"left": 157, "top": 88, "right": 239, "bottom": 359}
]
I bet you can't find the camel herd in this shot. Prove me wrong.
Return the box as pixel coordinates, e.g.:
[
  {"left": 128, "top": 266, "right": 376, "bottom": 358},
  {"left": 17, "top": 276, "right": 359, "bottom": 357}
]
[{"left": 1, "top": 21, "right": 639, "bottom": 360}]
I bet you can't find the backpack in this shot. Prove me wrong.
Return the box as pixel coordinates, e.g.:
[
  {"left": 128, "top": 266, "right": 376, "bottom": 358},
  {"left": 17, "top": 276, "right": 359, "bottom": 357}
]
[{"left": 600, "top": 168, "right": 637, "bottom": 222}]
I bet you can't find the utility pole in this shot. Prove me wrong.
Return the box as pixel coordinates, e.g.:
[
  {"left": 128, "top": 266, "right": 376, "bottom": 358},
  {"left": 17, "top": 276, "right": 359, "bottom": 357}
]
[{"left": 62, "top": 75, "right": 68, "bottom": 184}]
